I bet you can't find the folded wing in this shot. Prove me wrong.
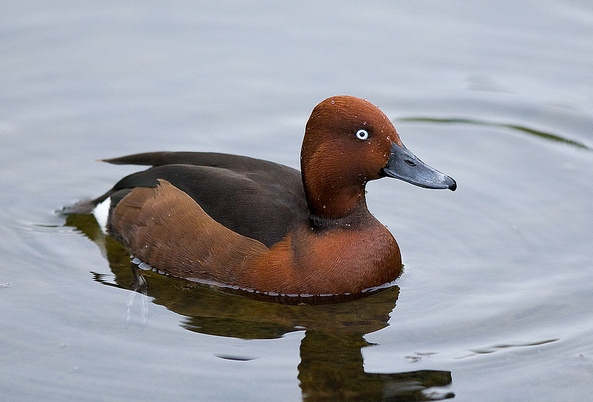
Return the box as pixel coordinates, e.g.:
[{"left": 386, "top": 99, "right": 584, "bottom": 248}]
[
  {"left": 111, "top": 179, "right": 269, "bottom": 285},
  {"left": 99, "top": 152, "right": 309, "bottom": 246}
]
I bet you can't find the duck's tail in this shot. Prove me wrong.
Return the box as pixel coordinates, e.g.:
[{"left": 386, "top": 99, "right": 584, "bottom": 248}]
[
  {"left": 61, "top": 191, "right": 110, "bottom": 215},
  {"left": 61, "top": 199, "right": 96, "bottom": 215}
]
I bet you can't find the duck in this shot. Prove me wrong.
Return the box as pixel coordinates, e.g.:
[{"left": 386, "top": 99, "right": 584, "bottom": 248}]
[{"left": 65, "top": 96, "right": 456, "bottom": 296}]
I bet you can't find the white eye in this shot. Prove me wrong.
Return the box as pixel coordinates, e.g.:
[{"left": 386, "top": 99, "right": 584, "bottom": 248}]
[{"left": 356, "top": 129, "right": 369, "bottom": 141}]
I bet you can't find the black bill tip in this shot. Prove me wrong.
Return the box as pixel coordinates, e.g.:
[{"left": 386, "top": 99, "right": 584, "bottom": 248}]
[{"left": 447, "top": 177, "right": 457, "bottom": 191}]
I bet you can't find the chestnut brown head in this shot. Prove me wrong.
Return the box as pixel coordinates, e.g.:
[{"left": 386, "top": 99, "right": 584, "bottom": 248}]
[{"left": 301, "top": 96, "right": 455, "bottom": 219}]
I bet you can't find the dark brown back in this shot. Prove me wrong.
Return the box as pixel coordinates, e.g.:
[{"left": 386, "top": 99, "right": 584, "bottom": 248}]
[{"left": 100, "top": 152, "right": 309, "bottom": 246}]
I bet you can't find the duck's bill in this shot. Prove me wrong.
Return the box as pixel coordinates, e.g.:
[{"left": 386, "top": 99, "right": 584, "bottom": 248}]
[{"left": 382, "top": 143, "right": 457, "bottom": 191}]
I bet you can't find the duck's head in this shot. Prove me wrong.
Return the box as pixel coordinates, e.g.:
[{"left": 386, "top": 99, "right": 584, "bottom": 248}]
[{"left": 301, "top": 95, "right": 456, "bottom": 219}]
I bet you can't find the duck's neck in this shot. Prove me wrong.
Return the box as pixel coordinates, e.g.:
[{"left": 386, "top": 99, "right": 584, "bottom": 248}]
[{"left": 302, "top": 174, "right": 371, "bottom": 227}]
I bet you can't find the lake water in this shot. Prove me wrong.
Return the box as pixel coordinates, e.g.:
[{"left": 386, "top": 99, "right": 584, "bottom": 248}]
[{"left": 1, "top": 1, "right": 592, "bottom": 401}]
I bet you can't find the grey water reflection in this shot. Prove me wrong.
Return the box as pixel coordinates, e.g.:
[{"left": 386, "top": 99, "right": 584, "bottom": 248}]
[{"left": 65, "top": 213, "right": 454, "bottom": 401}]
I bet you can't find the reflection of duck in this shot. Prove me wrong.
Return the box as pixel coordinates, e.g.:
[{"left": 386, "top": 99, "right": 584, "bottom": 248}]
[
  {"left": 64, "top": 96, "right": 456, "bottom": 296},
  {"left": 65, "top": 214, "right": 455, "bottom": 401}
]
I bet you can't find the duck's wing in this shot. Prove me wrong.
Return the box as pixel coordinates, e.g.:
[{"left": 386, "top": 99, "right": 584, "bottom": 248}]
[
  {"left": 102, "top": 151, "right": 293, "bottom": 172},
  {"left": 112, "top": 179, "right": 269, "bottom": 284},
  {"left": 99, "top": 153, "right": 308, "bottom": 247}
]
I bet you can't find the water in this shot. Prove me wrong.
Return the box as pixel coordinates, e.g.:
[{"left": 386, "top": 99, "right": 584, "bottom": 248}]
[{"left": 1, "top": 1, "right": 592, "bottom": 400}]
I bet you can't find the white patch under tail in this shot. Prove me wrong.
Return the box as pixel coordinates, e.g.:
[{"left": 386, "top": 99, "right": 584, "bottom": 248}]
[{"left": 92, "top": 197, "right": 111, "bottom": 234}]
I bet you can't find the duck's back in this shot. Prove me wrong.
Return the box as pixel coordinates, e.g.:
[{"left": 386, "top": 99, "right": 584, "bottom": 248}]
[{"left": 97, "top": 152, "right": 309, "bottom": 247}]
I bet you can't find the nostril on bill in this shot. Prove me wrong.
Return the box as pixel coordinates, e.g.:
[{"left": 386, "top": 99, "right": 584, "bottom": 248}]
[{"left": 405, "top": 159, "right": 416, "bottom": 167}]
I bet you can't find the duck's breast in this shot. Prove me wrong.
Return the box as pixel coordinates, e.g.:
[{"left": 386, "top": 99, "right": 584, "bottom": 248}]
[{"left": 245, "top": 222, "right": 402, "bottom": 295}]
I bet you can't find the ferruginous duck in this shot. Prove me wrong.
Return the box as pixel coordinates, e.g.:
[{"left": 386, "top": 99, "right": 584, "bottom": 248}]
[{"left": 66, "top": 96, "right": 456, "bottom": 296}]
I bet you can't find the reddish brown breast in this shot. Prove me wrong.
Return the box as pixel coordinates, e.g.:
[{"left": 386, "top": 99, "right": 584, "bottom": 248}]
[{"left": 243, "top": 218, "right": 402, "bottom": 295}]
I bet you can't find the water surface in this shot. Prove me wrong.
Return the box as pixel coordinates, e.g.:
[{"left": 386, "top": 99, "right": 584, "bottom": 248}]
[{"left": 1, "top": 1, "right": 592, "bottom": 401}]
